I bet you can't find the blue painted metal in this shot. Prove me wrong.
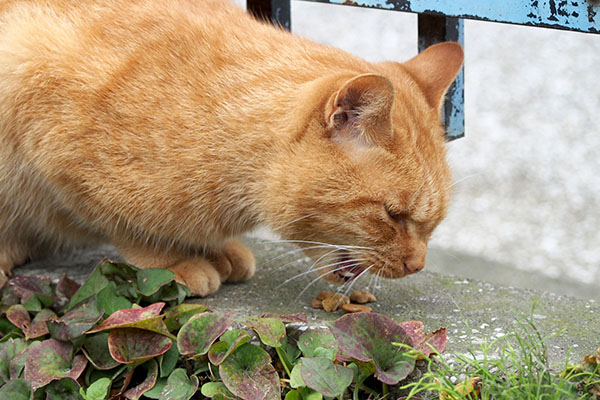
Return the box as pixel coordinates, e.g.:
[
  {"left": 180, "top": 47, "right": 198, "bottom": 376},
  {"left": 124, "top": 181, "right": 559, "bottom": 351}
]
[
  {"left": 302, "top": 0, "right": 600, "bottom": 34},
  {"left": 445, "top": 18, "right": 464, "bottom": 140},
  {"left": 418, "top": 15, "right": 464, "bottom": 140},
  {"left": 247, "top": 0, "right": 291, "bottom": 30}
]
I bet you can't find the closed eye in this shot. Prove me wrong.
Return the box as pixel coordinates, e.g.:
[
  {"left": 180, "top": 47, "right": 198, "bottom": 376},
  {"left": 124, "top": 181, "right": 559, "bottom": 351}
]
[{"left": 384, "top": 203, "right": 407, "bottom": 223}]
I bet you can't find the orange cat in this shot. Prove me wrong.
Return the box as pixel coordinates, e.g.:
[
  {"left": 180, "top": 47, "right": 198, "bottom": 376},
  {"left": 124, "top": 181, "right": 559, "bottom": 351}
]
[{"left": 0, "top": 0, "right": 463, "bottom": 296}]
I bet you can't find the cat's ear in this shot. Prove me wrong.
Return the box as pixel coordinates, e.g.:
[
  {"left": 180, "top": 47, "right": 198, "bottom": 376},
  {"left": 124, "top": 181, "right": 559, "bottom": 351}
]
[
  {"left": 325, "top": 73, "right": 395, "bottom": 149},
  {"left": 402, "top": 42, "right": 463, "bottom": 113}
]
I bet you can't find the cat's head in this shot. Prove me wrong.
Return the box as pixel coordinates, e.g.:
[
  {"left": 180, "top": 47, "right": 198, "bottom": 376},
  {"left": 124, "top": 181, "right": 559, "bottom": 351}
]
[{"left": 265, "top": 42, "right": 463, "bottom": 284}]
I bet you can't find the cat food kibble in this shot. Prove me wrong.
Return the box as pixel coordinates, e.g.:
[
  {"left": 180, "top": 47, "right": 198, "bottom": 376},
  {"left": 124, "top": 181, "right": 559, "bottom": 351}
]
[
  {"left": 310, "top": 298, "right": 323, "bottom": 309},
  {"left": 321, "top": 294, "right": 350, "bottom": 312},
  {"left": 349, "top": 289, "right": 377, "bottom": 304},
  {"left": 342, "top": 303, "right": 372, "bottom": 313},
  {"left": 311, "top": 289, "right": 377, "bottom": 312},
  {"left": 316, "top": 290, "right": 336, "bottom": 300}
]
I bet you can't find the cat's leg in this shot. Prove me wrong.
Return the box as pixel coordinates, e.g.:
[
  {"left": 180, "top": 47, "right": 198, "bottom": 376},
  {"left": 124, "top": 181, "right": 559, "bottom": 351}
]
[
  {"left": 115, "top": 240, "right": 255, "bottom": 296},
  {"left": 115, "top": 244, "right": 222, "bottom": 296},
  {"left": 220, "top": 240, "right": 256, "bottom": 282},
  {"left": 0, "top": 240, "right": 28, "bottom": 278}
]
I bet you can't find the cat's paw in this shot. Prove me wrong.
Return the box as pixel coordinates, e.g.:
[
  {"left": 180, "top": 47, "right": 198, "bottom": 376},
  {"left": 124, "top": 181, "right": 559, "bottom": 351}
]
[
  {"left": 222, "top": 240, "right": 255, "bottom": 282},
  {"left": 169, "top": 258, "right": 222, "bottom": 297}
]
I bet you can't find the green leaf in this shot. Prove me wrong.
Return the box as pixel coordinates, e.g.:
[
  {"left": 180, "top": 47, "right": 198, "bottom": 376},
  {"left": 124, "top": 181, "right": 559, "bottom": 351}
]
[
  {"left": 81, "top": 377, "right": 111, "bottom": 400},
  {"left": 8, "top": 276, "right": 55, "bottom": 310},
  {"left": 208, "top": 329, "right": 251, "bottom": 366},
  {"left": 137, "top": 269, "right": 175, "bottom": 297},
  {"left": 297, "top": 330, "right": 337, "bottom": 360},
  {"left": 289, "top": 363, "right": 304, "bottom": 389},
  {"left": 47, "top": 297, "right": 103, "bottom": 341},
  {"left": 141, "top": 377, "right": 167, "bottom": 399},
  {"left": 24, "top": 339, "right": 88, "bottom": 390},
  {"left": 159, "top": 340, "right": 179, "bottom": 378},
  {"left": 327, "top": 312, "right": 415, "bottom": 385},
  {"left": 0, "top": 338, "right": 27, "bottom": 385},
  {"left": 284, "top": 390, "right": 301, "bottom": 400},
  {"left": 300, "top": 357, "right": 353, "bottom": 398},
  {"left": 88, "top": 303, "right": 174, "bottom": 340},
  {"left": 0, "top": 378, "right": 31, "bottom": 400},
  {"left": 164, "top": 304, "right": 208, "bottom": 332},
  {"left": 5, "top": 304, "right": 30, "bottom": 334},
  {"left": 56, "top": 275, "right": 81, "bottom": 301},
  {"left": 0, "top": 316, "right": 19, "bottom": 337},
  {"left": 9, "top": 340, "right": 36, "bottom": 380},
  {"left": 398, "top": 320, "right": 447, "bottom": 357},
  {"left": 243, "top": 317, "right": 286, "bottom": 348},
  {"left": 158, "top": 368, "right": 199, "bottom": 400},
  {"left": 67, "top": 266, "right": 110, "bottom": 311},
  {"left": 122, "top": 359, "right": 158, "bottom": 400},
  {"left": 44, "top": 378, "right": 81, "bottom": 400},
  {"left": 27, "top": 308, "right": 57, "bottom": 340},
  {"left": 279, "top": 336, "right": 301, "bottom": 367},
  {"left": 99, "top": 260, "right": 140, "bottom": 281},
  {"left": 298, "top": 387, "right": 323, "bottom": 400},
  {"left": 200, "top": 381, "right": 236, "bottom": 399},
  {"left": 177, "top": 312, "right": 232, "bottom": 357},
  {"left": 219, "top": 343, "right": 280, "bottom": 400},
  {"left": 145, "top": 281, "right": 190, "bottom": 305},
  {"left": 97, "top": 283, "right": 133, "bottom": 316},
  {"left": 82, "top": 332, "right": 120, "bottom": 370},
  {"left": 107, "top": 328, "right": 172, "bottom": 364}
]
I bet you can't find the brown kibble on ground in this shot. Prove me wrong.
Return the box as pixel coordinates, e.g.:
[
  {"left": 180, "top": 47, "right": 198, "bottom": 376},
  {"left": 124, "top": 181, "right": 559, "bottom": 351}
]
[
  {"left": 350, "top": 289, "right": 377, "bottom": 304},
  {"left": 342, "top": 303, "right": 372, "bottom": 313},
  {"left": 311, "top": 298, "right": 323, "bottom": 309},
  {"left": 316, "top": 290, "right": 335, "bottom": 301},
  {"left": 321, "top": 294, "right": 350, "bottom": 312}
]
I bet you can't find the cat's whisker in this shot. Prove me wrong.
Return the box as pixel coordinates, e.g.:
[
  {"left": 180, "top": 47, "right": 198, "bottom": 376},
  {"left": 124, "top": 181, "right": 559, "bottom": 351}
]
[
  {"left": 263, "top": 239, "right": 374, "bottom": 251},
  {"left": 269, "top": 214, "right": 316, "bottom": 232},
  {"left": 265, "top": 244, "right": 337, "bottom": 265},
  {"left": 447, "top": 173, "right": 480, "bottom": 189},
  {"left": 305, "top": 247, "right": 348, "bottom": 273},
  {"left": 277, "top": 259, "right": 368, "bottom": 288},
  {"left": 294, "top": 264, "right": 360, "bottom": 299},
  {"left": 366, "top": 267, "right": 377, "bottom": 292},
  {"left": 340, "top": 264, "right": 375, "bottom": 298}
]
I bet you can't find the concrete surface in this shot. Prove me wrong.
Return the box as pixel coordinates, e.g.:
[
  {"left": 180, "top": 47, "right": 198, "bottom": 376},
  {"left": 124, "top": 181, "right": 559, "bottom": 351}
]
[{"left": 13, "top": 239, "right": 600, "bottom": 366}]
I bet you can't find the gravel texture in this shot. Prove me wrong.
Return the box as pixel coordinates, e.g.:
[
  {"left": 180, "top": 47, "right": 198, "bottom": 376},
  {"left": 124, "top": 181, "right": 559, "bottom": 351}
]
[{"left": 265, "top": 1, "right": 600, "bottom": 290}]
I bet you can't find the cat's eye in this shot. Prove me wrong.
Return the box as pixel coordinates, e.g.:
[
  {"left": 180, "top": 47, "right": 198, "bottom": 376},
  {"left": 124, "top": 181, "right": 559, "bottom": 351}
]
[{"left": 384, "top": 204, "right": 407, "bottom": 228}]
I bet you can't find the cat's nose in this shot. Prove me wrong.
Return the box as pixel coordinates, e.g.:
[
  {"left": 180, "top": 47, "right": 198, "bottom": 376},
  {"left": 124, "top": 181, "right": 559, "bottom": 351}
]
[{"left": 403, "top": 254, "right": 425, "bottom": 274}]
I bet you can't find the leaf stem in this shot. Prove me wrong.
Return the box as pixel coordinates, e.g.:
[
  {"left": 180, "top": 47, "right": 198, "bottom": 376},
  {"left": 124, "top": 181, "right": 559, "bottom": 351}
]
[
  {"left": 382, "top": 382, "right": 389, "bottom": 395},
  {"left": 275, "top": 347, "right": 292, "bottom": 377}
]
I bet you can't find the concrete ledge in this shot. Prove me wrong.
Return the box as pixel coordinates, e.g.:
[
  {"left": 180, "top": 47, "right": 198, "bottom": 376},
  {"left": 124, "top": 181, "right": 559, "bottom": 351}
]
[{"left": 13, "top": 238, "right": 599, "bottom": 366}]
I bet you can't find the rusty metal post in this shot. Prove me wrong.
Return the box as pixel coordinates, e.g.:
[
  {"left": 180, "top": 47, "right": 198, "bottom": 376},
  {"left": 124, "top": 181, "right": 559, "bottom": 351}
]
[
  {"left": 418, "top": 14, "right": 465, "bottom": 140},
  {"left": 246, "top": 0, "right": 291, "bottom": 30}
]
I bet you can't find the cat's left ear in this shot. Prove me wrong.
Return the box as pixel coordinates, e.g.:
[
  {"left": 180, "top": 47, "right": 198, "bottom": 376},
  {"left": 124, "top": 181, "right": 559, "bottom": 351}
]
[{"left": 325, "top": 73, "right": 395, "bottom": 149}]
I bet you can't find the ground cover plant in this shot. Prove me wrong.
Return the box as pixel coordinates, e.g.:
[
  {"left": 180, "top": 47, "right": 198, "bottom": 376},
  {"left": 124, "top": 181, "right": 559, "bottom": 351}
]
[{"left": 0, "top": 260, "right": 597, "bottom": 399}]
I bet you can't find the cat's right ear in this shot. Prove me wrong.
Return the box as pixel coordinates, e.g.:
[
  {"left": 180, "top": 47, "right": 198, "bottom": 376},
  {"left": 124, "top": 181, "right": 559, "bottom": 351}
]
[
  {"left": 402, "top": 42, "right": 464, "bottom": 113},
  {"left": 325, "top": 73, "right": 395, "bottom": 149}
]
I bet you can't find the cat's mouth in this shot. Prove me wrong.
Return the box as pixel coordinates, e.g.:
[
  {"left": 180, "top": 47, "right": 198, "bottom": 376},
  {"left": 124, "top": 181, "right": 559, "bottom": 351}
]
[{"left": 332, "top": 256, "right": 366, "bottom": 282}]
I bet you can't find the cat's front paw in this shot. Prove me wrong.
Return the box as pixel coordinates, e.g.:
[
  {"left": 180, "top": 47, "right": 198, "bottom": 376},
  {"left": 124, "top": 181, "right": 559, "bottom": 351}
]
[
  {"left": 170, "top": 258, "right": 222, "bottom": 297},
  {"left": 222, "top": 240, "right": 255, "bottom": 282}
]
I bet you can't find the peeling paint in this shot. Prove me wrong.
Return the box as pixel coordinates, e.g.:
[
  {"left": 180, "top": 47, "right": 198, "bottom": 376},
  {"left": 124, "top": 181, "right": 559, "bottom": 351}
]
[{"left": 303, "top": 0, "right": 600, "bottom": 33}]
